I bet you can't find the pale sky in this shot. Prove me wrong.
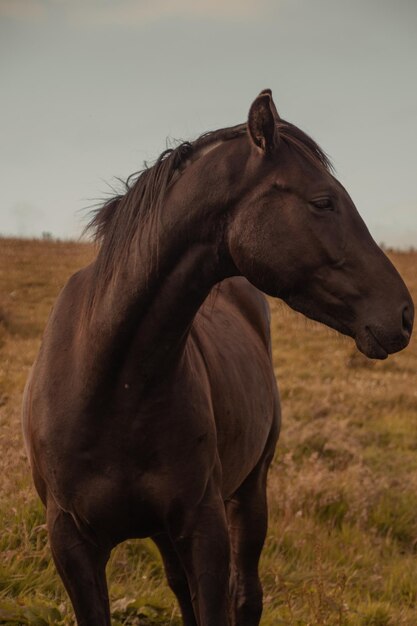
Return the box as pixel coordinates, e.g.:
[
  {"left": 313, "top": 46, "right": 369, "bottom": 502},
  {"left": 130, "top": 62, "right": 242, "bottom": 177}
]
[{"left": 1, "top": 0, "right": 417, "bottom": 246}]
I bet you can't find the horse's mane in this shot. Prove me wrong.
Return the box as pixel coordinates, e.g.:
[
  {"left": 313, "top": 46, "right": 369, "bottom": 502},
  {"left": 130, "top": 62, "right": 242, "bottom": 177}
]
[
  {"left": 85, "top": 124, "right": 246, "bottom": 289},
  {"left": 85, "top": 120, "right": 332, "bottom": 302}
]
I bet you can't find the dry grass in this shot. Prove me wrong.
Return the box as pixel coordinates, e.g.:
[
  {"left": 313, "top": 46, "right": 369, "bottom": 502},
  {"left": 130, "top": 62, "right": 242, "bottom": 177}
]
[{"left": 1, "top": 238, "right": 417, "bottom": 625}]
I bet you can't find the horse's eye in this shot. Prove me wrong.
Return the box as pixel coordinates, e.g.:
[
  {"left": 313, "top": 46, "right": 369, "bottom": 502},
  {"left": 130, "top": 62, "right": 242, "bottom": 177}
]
[{"left": 311, "top": 198, "right": 334, "bottom": 211}]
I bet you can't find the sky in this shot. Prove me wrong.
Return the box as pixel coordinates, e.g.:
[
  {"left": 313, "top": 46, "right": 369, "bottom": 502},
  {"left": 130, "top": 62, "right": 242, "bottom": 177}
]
[{"left": 1, "top": 0, "right": 417, "bottom": 247}]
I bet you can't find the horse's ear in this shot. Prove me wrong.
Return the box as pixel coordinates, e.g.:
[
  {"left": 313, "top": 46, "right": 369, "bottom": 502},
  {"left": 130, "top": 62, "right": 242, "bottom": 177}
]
[{"left": 247, "top": 89, "right": 280, "bottom": 155}]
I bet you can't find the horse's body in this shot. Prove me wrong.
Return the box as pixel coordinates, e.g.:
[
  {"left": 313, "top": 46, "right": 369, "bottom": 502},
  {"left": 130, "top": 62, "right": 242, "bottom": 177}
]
[
  {"left": 24, "top": 276, "right": 278, "bottom": 540},
  {"left": 23, "top": 91, "right": 413, "bottom": 626}
]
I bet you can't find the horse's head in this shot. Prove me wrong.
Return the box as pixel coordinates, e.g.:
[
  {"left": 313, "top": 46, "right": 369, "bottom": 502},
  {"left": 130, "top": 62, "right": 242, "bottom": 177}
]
[{"left": 228, "top": 90, "right": 413, "bottom": 359}]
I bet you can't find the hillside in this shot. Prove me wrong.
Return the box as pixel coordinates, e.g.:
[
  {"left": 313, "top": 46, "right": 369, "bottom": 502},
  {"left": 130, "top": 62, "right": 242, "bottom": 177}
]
[{"left": 1, "top": 238, "right": 417, "bottom": 625}]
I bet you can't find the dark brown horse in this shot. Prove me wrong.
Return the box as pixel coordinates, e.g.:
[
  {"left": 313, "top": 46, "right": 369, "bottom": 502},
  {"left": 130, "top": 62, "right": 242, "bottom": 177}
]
[{"left": 22, "top": 90, "right": 413, "bottom": 626}]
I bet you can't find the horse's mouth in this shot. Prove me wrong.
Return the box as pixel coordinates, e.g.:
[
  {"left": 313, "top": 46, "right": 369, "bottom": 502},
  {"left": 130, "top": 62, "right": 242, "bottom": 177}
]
[{"left": 355, "top": 327, "right": 388, "bottom": 360}]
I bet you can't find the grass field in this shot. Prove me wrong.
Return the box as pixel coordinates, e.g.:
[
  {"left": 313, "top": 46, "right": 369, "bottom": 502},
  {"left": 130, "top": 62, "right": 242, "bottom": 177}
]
[{"left": 1, "top": 238, "right": 417, "bottom": 625}]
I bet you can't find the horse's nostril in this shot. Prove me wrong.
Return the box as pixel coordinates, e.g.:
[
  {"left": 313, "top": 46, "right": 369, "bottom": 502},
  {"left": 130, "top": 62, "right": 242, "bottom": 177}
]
[{"left": 402, "top": 305, "right": 413, "bottom": 336}]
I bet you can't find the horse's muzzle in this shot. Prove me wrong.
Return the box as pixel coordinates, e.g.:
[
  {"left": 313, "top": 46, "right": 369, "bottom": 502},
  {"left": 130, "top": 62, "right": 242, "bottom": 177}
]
[{"left": 355, "top": 302, "right": 414, "bottom": 360}]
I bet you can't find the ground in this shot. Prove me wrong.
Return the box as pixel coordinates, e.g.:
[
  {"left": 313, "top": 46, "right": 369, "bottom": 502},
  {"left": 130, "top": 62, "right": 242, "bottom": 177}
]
[{"left": 1, "top": 238, "right": 417, "bottom": 625}]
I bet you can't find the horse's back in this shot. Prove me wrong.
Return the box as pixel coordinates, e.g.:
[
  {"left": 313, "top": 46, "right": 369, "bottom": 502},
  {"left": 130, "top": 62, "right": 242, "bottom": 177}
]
[
  {"left": 201, "top": 277, "right": 272, "bottom": 347},
  {"left": 189, "top": 278, "right": 280, "bottom": 496}
]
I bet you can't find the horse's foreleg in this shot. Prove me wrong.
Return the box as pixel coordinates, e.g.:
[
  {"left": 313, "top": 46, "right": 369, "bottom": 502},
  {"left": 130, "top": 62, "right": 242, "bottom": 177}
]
[
  {"left": 170, "top": 481, "right": 231, "bottom": 626},
  {"left": 226, "top": 460, "right": 269, "bottom": 626},
  {"left": 153, "top": 532, "right": 198, "bottom": 626},
  {"left": 46, "top": 499, "right": 111, "bottom": 626}
]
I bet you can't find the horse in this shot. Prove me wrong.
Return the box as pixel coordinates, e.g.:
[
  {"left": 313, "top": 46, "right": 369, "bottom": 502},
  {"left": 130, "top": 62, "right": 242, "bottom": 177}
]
[{"left": 22, "top": 89, "right": 413, "bottom": 626}]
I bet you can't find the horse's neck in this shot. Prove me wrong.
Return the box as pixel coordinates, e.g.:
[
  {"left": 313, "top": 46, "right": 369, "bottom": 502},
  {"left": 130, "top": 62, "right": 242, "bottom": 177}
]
[
  {"left": 82, "top": 136, "right": 251, "bottom": 387},
  {"left": 85, "top": 206, "right": 228, "bottom": 388},
  {"left": 124, "top": 237, "right": 223, "bottom": 379}
]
